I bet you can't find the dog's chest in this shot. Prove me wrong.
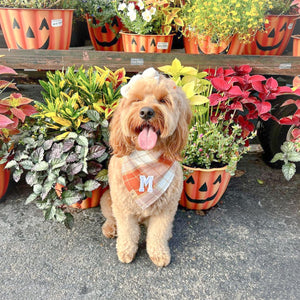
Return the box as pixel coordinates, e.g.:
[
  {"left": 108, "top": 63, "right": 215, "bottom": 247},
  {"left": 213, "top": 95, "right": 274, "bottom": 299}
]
[{"left": 121, "top": 151, "right": 176, "bottom": 210}]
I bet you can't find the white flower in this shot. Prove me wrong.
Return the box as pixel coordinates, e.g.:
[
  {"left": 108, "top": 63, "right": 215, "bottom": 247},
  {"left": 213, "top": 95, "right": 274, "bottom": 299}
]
[
  {"left": 149, "top": 7, "right": 156, "bottom": 15},
  {"left": 128, "top": 2, "right": 135, "bottom": 11},
  {"left": 142, "top": 9, "right": 152, "bottom": 22},
  {"left": 137, "top": 0, "right": 144, "bottom": 10},
  {"left": 118, "top": 3, "right": 126, "bottom": 11},
  {"left": 127, "top": 9, "right": 137, "bottom": 22}
]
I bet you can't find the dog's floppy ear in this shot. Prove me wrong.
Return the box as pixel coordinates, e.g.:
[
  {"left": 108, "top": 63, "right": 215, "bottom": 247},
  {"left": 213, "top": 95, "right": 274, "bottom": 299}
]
[
  {"left": 109, "top": 100, "right": 132, "bottom": 157},
  {"left": 164, "top": 90, "right": 192, "bottom": 161}
]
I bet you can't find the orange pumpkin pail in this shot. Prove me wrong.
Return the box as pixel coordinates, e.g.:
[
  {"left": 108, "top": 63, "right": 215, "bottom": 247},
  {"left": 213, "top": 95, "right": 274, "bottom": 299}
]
[
  {"left": 86, "top": 15, "right": 123, "bottom": 51},
  {"left": 180, "top": 165, "right": 231, "bottom": 210},
  {"left": 120, "top": 32, "right": 174, "bottom": 53},
  {"left": 70, "top": 186, "right": 108, "bottom": 209},
  {"left": 0, "top": 162, "right": 10, "bottom": 200},
  {"left": 184, "top": 34, "right": 232, "bottom": 54},
  {"left": 292, "top": 35, "right": 300, "bottom": 56},
  {"left": 240, "top": 15, "right": 297, "bottom": 55},
  {"left": 0, "top": 8, "right": 73, "bottom": 50}
]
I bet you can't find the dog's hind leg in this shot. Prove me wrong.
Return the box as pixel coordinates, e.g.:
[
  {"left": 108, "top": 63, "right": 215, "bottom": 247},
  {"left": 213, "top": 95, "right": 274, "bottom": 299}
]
[{"left": 100, "top": 189, "right": 117, "bottom": 238}]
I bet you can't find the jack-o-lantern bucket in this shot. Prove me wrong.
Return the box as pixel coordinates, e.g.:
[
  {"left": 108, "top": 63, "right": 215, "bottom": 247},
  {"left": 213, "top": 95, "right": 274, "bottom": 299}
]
[
  {"left": 184, "top": 34, "right": 232, "bottom": 54},
  {"left": 183, "top": 35, "right": 200, "bottom": 54},
  {"left": 0, "top": 8, "right": 73, "bottom": 50},
  {"left": 121, "top": 32, "right": 174, "bottom": 53},
  {"left": 292, "top": 35, "right": 300, "bottom": 56},
  {"left": 86, "top": 15, "right": 123, "bottom": 51},
  {"left": 240, "top": 15, "right": 297, "bottom": 55},
  {"left": 227, "top": 34, "right": 246, "bottom": 55},
  {"left": 55, "top": 183, "right": 107, "bottom": 209},
  {"left": 180, "top": 165, "right": 231, "bottom": 210},
  {"left": 0, "top": 162, "right": 10, "bottom": 200}
]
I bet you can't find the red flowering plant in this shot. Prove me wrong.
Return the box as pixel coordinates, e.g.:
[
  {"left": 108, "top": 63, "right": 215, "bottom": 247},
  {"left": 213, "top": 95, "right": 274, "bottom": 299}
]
[
  {"left": 205, "top": 65, "right": 293, "bottom": 145},
  {"left": 159, "top": 59, "right": 298, "bottom": 175},
  {"left": 0, "top": 63, "right": 37, "bottom": 162}
]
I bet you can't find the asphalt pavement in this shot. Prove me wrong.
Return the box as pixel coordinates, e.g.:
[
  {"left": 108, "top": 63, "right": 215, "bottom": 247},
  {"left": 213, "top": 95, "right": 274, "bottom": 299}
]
[{"left": 0, "top": 84, "right": 299, "bottom": 299}]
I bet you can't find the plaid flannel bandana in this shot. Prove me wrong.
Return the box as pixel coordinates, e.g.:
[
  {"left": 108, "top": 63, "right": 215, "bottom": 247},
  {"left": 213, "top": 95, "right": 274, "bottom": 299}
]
[{"left": 122, "top": 151, "right": 176, "bottom": 210}]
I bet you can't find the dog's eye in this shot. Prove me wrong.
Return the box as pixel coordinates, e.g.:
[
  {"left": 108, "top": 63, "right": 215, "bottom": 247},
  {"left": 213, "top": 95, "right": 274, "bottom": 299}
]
[{"left": 159, "top": 98, "right": 168, "bottom": 104}]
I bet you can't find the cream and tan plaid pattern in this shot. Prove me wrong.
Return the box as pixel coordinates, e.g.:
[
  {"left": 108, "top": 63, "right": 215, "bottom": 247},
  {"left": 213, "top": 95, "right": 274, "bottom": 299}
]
[{"left": 122, "top": 151, "right": 176, "bottom": 210}]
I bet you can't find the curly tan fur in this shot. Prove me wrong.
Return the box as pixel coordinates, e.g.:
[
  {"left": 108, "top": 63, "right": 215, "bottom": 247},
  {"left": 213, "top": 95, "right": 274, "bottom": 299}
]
[{"left": 100, "top": 74, "right": 191, "bottom": 267}]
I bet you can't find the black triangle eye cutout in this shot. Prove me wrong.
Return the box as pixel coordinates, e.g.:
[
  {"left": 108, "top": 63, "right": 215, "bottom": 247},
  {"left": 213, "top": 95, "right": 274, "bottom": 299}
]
[
  {"left": 186, "top": 176, "right": 195, "bottom": 184},
  {"left": 199, "top": 183, "right": 207, "bottom": 192},
  {"left": 26, "top": 27, "right": 35, "bottom": 38},
  {"left": 213, "top": 175, "right": 222, "bottom": 184},
  {"left": 268, "top": 28, "right": 275, "bottom": 38},
  {"left": 111, "top": 17, "right": 118, "bottom": 27},
  {"left": 131, "top": 38, "right": 137, "bottom": 45},
  {"left": 39, "top": 18, "right": 49, "bottom": 30},
  {"left": 13, "top": 18, "right": 20, "bottom": 29},
  {"left": 280, "top": 23, "right": 287, "bottom": 32},
  {"left": 150, "top": 39, "right": 156, "bottom": 47}
]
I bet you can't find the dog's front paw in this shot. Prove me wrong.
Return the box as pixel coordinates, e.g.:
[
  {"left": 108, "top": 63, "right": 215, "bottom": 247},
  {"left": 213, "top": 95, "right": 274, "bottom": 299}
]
[
  {"left": 117, "top": 240, "right": 138, "bottom": 264},
  {"left": 118, "top": 250, "right": 136, "bottom": 264},
  {"left": 148, "top": 247, "right": 171, "bottom": 267},
  {"left": 102, "top": 221, "right": 117, "bottom": 239}
]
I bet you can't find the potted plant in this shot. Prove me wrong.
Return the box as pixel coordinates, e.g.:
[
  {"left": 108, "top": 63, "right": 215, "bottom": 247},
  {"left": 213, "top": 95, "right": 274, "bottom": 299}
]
[
  {"left": 159, "top": 59, "right": 297, "bottom": 210},
  {"left": 116, "top": 0, "right": 184, "bottom": 53},
  {"left": 3, "top": 65, "right": 127, "bottom": 228},
  {"left": 0, "top": 0, "right": 74, "bottom": 50},
  {"left": 271, "top": 127, "right": 300, "bottom": 180},
  {"left": 179, "top": 0, "right": 271, "bottom": 54},
  {"left": 76, "top": 0, "right": 124, "bottom": 51},
  {"left": 238, "top": 0, "right": 300, "bottom": 55},
  {"left": 0, "top": 63, "right": 36, "bottom": 200}
]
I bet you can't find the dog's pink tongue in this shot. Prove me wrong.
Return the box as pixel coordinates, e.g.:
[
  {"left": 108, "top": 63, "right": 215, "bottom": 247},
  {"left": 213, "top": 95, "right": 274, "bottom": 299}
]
[{"left": 138, "top": 127, "right": 157, "bottom": 150}]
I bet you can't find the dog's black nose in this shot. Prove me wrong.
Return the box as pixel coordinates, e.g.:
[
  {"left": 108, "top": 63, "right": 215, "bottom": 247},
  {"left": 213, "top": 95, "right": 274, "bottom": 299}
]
[{"left": 139, "top": 107, "right": 155, "bottom": 120}]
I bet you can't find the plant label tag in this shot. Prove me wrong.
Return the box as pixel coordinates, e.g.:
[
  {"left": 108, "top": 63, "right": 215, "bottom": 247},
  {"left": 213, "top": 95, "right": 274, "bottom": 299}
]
[
  {"left": 157, "top": 42, "right": 169, "bottom": 50},
  {"left": 279, "top": 63, "right": 291, "bottom": 69},
  {"left": 288, "top": 23, "right": 294, "bottom": 30},
  {"left": 51, "top": 19, "right": 63, "bottom": 28},
  {"left": 131, "top": 58, "right": 144, "bottom": 65}
]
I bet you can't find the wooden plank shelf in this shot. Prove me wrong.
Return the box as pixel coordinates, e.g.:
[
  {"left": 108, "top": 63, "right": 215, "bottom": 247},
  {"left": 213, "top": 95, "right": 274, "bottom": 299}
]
[{"left": 0, "top": 48, "right": 300, "bottom": 76}]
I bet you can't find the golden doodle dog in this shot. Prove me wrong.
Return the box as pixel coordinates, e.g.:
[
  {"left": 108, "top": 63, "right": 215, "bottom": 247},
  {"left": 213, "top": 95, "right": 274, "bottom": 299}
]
[{"left": 100, "top": 68, "right": 191, "bottom": 267}]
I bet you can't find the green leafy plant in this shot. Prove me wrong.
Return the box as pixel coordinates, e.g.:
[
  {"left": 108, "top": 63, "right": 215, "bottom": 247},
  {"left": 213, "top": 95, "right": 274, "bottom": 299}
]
[
  {"left": 5, "top": 116, "right": 109, "bottom": 228},
  {"left": 267, "top": 0, "right": 300, "bottom": 14},
  {"left": 271, "top": 128, "right": 300, "bottom": 180},
  {"left": 3, "top": 65, "right": 127, "bottom": 227},
  {"left": 76, "top": 0, "right": 121, "bottom": 27},
  {"left": 115, "top": 0, "right": 184, "bottom": 35}
]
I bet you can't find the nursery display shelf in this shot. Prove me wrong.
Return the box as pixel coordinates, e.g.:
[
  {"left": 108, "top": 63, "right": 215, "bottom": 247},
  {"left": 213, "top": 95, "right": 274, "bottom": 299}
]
[{"left": 0, "top": 48, "right": 300, "bottom": 76}]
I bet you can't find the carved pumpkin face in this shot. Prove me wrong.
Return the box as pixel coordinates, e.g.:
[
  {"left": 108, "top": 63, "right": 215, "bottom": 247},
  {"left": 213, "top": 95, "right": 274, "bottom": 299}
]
[
  {"left": 87, "top": 16, "right": 123, "bottom": 51},
  {"left": 180, "top": 168, "right": 231, "bottom": 210},
  {"left": 121, "top": 32, "right": 173, "bottom": 53},
  {"left": 242, "top": 15, "right": 296, "bottom": 55},
  {"left": 0, "top": 8, "right": 73, "bottom": 50},
  {"left": 13, "top": 17, "right": 50, "bottom": 49}
]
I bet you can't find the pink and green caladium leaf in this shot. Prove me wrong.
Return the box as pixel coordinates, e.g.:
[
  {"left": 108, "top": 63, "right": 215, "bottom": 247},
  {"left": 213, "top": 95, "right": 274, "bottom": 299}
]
[
  {"left": 0, "top": 80, "right": 18, "bottom": 90},
  {"left": 0, "top": 114, "right": 14, "bottom": 128},
  {"left": 0, "top": 65, "right": 17, "bottom": 75}
]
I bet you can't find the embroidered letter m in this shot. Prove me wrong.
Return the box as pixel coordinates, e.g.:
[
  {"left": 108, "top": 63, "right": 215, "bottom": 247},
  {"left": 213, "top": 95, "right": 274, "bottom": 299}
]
[{"left": 139, "top": 175, "right": 154, "bottom": 193}]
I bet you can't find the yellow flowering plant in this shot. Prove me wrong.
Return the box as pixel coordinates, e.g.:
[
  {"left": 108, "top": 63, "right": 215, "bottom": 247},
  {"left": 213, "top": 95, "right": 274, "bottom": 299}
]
[{"left": 180, "top": 0, "right": 273, "bottom": 43}]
